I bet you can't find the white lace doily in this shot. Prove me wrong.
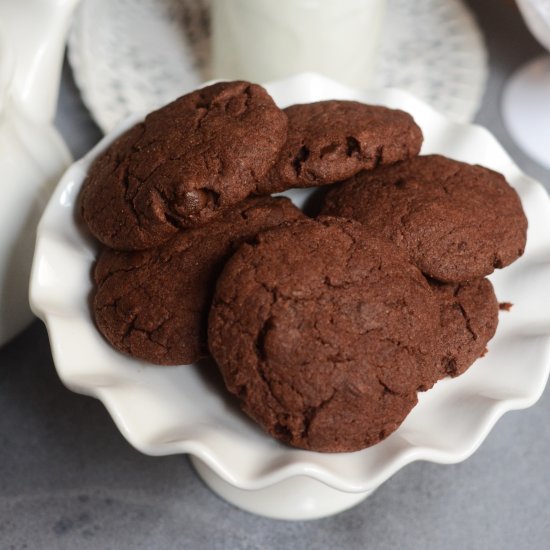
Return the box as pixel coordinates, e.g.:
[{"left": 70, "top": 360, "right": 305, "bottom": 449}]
[{"left": 68, "top": 0, "right": 488, "bottom": 134}]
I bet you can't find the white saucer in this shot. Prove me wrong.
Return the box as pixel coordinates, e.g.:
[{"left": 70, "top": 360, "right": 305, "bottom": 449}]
[
  {"left": 502, "top": 55, "right": 550, "bottom": 171},
  {"left": 68, "top": 0, "right": 488, "bottom": 133}
]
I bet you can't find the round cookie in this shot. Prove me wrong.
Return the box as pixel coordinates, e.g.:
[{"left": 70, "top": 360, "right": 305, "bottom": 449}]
[
  {"left": 431, "top": 278, "right": 499, "bottom": 379},
  {"left": 80, "top": 81, "right": 288, "bottom": 250},
  {"left": 258, "top": 100, "right": 423, "bottom": 193},
  {"left": 322, "top": 155, "right": 528, "bottom": 282},
  {"left": 208, "top": 217, "right": 440, "bottom": 453},
  {"left": 93, "top": 196, "right": 304, "bottom": 366}
]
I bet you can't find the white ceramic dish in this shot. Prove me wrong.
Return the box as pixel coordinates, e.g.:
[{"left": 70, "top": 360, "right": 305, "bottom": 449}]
[
  {"left": 0, "top": 0, "right": 77, "bottom": 347},
  {"left": 502, "top": 0, "right": 550, "bottom": 170},
  {"left": 30, "top": 74, "right": 550, "bottom": 520}
]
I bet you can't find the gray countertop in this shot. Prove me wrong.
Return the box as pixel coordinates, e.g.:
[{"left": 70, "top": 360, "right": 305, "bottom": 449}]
[{"left": 1, "top": 1, "right": 549, "bottom": 548}]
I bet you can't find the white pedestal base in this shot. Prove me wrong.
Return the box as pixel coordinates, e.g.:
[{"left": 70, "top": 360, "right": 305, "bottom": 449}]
[
  {"left": 502, "top": 55, "right": 550, "bottom": 170},
  {"left": 190, "top": 457, "right": 373, "bottom": 521}
]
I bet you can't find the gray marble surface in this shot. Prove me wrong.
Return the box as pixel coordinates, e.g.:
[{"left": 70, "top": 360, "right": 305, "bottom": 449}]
[{"left": 1, "top": 1, "right": 550, "bottom": 548}]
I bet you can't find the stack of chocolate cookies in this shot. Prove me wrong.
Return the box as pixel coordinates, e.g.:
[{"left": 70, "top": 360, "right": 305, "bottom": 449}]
[{"left": 80, "top": 81, "right": 527, "bottom": 453}]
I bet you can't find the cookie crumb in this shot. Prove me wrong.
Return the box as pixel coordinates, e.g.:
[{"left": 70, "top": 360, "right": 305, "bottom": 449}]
[{"left": 499, "top": 302, "right": 513, "bottom": 311}]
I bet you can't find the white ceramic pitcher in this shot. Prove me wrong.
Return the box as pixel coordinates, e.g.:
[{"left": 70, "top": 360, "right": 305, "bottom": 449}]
[{"left": 0, "top": 0, "right": 78, "bottom": 347}]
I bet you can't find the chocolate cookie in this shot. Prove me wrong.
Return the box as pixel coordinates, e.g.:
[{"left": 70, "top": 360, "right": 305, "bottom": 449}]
[
  {"left": 208, "top": 217, "right": 440, "bottom": 452},
  {"left": 80, "top": 81, "right": 288, "bottom": 250},
  {"left": 93, "top": 196, "right": 304, "bottom": 365},
  {"left": 258, "top": 100, "right": 423, "bottom": 193},
  {"left": 431, "top": 278, "right": 499, "bottom": 379},
  {"left": 322, "top": 155, "right": 528, "bottom": 282}
]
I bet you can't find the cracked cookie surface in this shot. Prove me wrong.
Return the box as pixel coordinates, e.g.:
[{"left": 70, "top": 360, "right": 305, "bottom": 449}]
[
  {"left": 322, "top": 155, "right": 528, "bottom": 282},
  {"left": 80, "top": 81, "right": 288, "bottom": 250},
  {"left": 93, "top": 196, "right": 304, "bottom": 366},
  {"left": 208, "top": 217, "right": 440, "bottom": 452},
  {"left": 258, "top": 100, "right": 423, "bottom": 193},
  {"left": 431, "top": 278, "right": 499, "bottom": 380}
]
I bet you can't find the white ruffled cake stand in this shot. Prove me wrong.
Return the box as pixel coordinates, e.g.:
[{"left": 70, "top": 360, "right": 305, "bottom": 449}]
[{"left": 30, "top": 74, "right": 550, "bottom": 521}]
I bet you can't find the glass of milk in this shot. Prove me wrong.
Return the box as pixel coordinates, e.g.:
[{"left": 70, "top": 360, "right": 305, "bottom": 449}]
[{"left": 211, "top": 0, "right": 386, "bottom": 88}]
